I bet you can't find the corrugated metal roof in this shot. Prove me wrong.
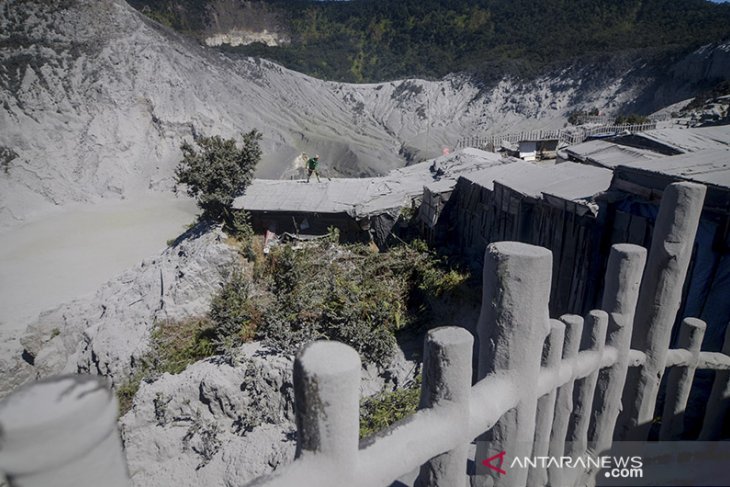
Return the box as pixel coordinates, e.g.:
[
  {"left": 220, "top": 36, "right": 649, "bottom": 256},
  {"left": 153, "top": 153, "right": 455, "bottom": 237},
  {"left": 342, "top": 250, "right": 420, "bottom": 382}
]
[
  {"left": 233, "top": 148, "right": 513, "bottom": 218},
  {"left": 565, "top": 140, "right": 662, "bottom": 168},
  {"left": 618, "top": 149, "right": 730, "bottom": 189},
  {"left": 462, "top": 161, "right": 613, "bottom": 202},
  {"left": 634, "top": 126, "right": 730, "bottom": 153}
]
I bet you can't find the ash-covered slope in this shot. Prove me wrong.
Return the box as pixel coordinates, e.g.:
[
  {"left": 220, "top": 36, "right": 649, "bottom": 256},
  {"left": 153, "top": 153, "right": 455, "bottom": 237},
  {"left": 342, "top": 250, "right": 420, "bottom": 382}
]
[
  {"left": 0, "top": 0, "right": 404, "bottom": 226},
  {"left": 2, "top": 0, "right": 729, "bottom": 229}
]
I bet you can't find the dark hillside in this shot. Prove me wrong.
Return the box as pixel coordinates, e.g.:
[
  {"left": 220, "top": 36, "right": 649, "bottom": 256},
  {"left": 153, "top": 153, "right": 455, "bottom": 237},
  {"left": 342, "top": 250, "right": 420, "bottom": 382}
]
[{"left": 129, "top": 0, "right": 730, "bottom": 82}]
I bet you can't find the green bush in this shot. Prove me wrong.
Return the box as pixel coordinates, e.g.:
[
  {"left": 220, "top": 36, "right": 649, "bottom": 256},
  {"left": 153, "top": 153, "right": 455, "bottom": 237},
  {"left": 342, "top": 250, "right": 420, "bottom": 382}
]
[
  {"left": 175, "top": 131, "right": 261, "bottom": 221},
  {"left": 359, "top": 379, "right": 421, "bottom": 438},
  {"left": 115, "top": 317, "right": 217, "bottom": 415},
  {"left": 150, "top": 318, "right": 217, "bottom": 374},
  {"left": 615, "top": 114, "right": 650, "bottom": 125},
  {"left": 209, "top": 270, "right": 261, "bottom": 347},
  {"left": 244, "top": 240, "right": 470, "bottom": 364}
]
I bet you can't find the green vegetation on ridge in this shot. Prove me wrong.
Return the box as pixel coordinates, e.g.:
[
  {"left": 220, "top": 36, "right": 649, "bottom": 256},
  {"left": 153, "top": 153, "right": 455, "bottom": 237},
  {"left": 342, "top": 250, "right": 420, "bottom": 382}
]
[
  {"left": 116, "top": 235, "right": 473, "bottom": 415},
  {"left": 130, "top": 0, "right": 730, "bottom": 82}
]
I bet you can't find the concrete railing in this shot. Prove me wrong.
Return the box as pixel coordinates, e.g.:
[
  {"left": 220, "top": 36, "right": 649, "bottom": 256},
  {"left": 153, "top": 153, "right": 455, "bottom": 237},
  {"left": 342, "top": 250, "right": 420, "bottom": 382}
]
[{"left": 2, "top": 183, "right": 730, "bottom": 487}]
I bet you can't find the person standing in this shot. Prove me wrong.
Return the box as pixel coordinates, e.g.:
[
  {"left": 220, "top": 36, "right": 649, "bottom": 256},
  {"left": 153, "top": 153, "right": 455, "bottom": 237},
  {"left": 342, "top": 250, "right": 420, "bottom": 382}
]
[{"left": 306, "top": 154, "right": 321, "bottom": 183}]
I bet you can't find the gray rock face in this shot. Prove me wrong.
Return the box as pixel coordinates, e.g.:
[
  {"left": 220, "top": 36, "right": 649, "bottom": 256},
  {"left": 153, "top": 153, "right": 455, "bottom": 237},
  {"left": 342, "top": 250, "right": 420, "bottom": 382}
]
[
  {"left": 3, "top": 224, "right": 238, "bottom": 395},
  {"left": 120, "top": 342, "right": 297, "bottom": 487},
  {"left": 120, "top": 339, "right": 419, "bottom": 487}
]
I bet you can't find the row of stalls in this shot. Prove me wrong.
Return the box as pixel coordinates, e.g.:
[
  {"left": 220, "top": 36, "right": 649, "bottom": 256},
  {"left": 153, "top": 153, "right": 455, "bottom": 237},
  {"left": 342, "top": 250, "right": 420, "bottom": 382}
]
[
  {"left": 233, "top": 125, "right": 730, "bottom": 355},
  {"left": 437, "top": 125, "right": 730, "bottom": 356},
  {"left": 431, "top": 160, "right": 613, "bottom": 317},
  {"left": 232, "top": 148, "right": 514, "bottom": 248}
]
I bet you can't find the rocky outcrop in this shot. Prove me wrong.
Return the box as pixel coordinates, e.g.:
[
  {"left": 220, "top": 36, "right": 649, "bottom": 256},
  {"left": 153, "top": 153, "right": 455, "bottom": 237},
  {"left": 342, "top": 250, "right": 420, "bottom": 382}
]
[
  {"left": 3, "top": 223, "right": 238, "bottom": 395},
  {"left": 120, "top": 339, "right": 419, "bottom": 486},
  {"left": 120, "top": 342, "right": 297, "bottom": 486},
  {"left": 203, "top": 0, "right": 290, "bottom": 47}
]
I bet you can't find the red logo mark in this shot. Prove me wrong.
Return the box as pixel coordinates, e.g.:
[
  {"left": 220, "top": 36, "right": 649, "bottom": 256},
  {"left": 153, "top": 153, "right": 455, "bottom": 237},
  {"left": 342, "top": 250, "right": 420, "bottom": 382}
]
[{"left": 483, "top": 450, "right": 507, "bottom": 476}]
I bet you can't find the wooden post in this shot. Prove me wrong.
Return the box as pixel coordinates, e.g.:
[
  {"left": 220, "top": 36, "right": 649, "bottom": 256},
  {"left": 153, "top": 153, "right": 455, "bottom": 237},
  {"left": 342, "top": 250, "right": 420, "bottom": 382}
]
[
  {"left": 547, "top": 314, "right": 583, "bottom": 486},
  {"left": 415, "top": 327, "right": 474, "bottom": 487},
  {"left": 699, "top": 322, "right": 730, "bottom": 440},
  {"left": 621, "top": 182, "right": 706, "bottom": 441},
  {"left": 0, "top": 375, "right": 129, "bottom": 487},
  {"left": 528, "top": 319, "right": 565, "bottom": 487},
  {"left": 659, "top": 318, "right": 706, "bottom": 440},
  {"left": 567, "top": 310, "right": 608, "bottom": 456},
  {"left": 475, "top": 242, "right": 552, "bottom": 487},
  {"left": 588, "top": 244, "right": 646, "bottom": 453},
  {"left": 294, "top": 341, "right": 361, "bottom": 474}
]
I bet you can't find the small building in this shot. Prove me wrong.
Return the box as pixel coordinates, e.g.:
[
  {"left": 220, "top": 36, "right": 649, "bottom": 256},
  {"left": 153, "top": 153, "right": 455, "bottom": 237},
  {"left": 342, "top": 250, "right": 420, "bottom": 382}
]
[
  {"left": 498, "top": 138, "right": 559, "bottom": 161},
  {"left": 441, "top": 161, "right": 613, "bottom": 315},
  {"left": 518, "top": 140, "right": 538, "bottom": 161},
  {"left": 232, "top": 148, "right": 514, "bottom": 247},
  {"left": 606, "top": 149, "right": 730, "bottom": 352}
]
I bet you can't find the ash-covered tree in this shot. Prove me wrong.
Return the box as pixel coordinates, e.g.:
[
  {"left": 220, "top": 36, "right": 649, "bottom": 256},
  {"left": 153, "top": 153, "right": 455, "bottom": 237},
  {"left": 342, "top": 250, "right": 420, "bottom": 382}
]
[{"left": 175, "top": 130, "right": 262, "bottom": 221}]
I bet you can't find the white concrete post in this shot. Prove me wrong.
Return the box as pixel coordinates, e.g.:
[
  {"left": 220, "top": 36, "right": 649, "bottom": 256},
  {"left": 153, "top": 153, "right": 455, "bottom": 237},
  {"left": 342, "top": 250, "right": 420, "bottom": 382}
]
[
  {"left": 659, "top": 317, "right": 706, "bottom": 440},
  {"left": 0, "top": 375, "right": 129, "bottom": 487},
  {"left": 699, "top": 322, "right": 730, "bottom": 440},
  {"left": 475, "top": 241, "right": 552, "bottom": 487},
  {"left": 622, "top": 182, "right": 706, "bottom": 440},
  {"left": 528, "top": 319, "right": 565, "bottom": 487},
  {"left": 293, "top": 341, "right": 361, "bottom": 475},
  {"left": 588, "top": 244, "right": 646, "bottom": 453},
  {"left": 547, "top": 314, "right": 583, "bottom": 487},
  {"left": 567, "top": 310, "right": 608, "bottom": 456},
  {"left": 415, "top": 327, "right": 474, "bottom": 487}
]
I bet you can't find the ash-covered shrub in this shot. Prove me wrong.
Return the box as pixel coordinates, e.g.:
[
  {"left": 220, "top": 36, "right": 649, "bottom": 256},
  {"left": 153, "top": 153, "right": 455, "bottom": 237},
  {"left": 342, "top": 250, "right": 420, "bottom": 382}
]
[
  {"left": 359, "top": 377, "right": 421, "bottom": 438},
  {"left": 209, "top": 239, "right": 470, "bottom": 365}
]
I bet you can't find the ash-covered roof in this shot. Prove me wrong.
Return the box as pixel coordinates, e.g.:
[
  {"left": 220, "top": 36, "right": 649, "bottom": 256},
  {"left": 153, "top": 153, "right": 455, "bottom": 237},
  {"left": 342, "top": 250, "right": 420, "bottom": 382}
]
[
  {"left": 564, "top": 140, "right": 663, "bottom": 169},
  {"left": 462, "top": 160, "right": 613, "bottom": 202},
  {"left": 617, "top": 149, "right": 730, "bottom": 190},
  {"left": 233, "top": 148, "right": 513, "bottom": 219},
  {"left": 628, "top": 126, "right": 730, "bottom": 153}
]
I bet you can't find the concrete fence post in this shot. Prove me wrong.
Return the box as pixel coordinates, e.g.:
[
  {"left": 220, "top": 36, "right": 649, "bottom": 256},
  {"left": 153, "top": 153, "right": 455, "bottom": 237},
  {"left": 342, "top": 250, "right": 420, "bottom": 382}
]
[
  {"left": 588, "top": 244, "right": 646, "bottom": 453},
  {"left": 547, "top": 314, "right": 583, "bottom": 486},
  {"left": 293, "top": 341, "right": 361, "bottom": 475},
  {"left": 528, "top": 319, "right": 565, "bottom": 487},
  {"left": 0, "top": 375, "right": 129, "bottom": 487},
  {"left": 415, "top": 326, "right": 474, "bottom": 487},
  {"left": 699, "top": 322, "right": 730, "bottom": 440},
  {"left": 621, "top": 182, "right": 706, "bottom": 440},
  {"left": 475, "top": 241, "right": 552, "bottom": 487},
  {"left": 567, "top": 310, "right": 608, "bottom": 456},
  {"left": 659, "top": 318, "right": 706, "bottom": 440}
]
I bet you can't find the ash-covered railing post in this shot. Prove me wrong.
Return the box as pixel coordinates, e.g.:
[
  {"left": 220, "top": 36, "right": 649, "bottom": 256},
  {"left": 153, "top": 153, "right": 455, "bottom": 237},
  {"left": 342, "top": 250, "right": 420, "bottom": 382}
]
[
  {"left": 528, "top": 319, "right": 565, "bottom": 487},
  {"left": 588, "top": 244, "right": 646, "bottom": 453},
  {"left": 475, "top": 242, "right": 552, "bottom": 487},
  {"left": 620, "top": 182, "right": 706, "bottom": 440},
  {"left": 566, "top": 310, "right": 608, "bottom": 455},
  {"left": 699, "top": 321, "right": 730, "bottom": 440},
  {"left": 0, "top": 375, "right": 129, "bottom": 487},
  {"left": 293, "top": 341, "right": 361, "bottom": 478},
  {"left": 547, "top": 313, "right": 583, "bottom": 486},
  {"left": 415, "top": 327, "right": 473, "bottom": 487},
  {"left": 659, "top": 317, "right": 706, "bottom": 440}
]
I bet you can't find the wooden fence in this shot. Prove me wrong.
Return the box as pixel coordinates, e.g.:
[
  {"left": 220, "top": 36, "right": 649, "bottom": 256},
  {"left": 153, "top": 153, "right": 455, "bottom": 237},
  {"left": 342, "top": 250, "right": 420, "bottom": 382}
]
[
  {"left": 1, "top": 181, "right": 730, "bottom": 487},
  {"left": 456, "top": 122, "right": 657, "bottom": 153}
]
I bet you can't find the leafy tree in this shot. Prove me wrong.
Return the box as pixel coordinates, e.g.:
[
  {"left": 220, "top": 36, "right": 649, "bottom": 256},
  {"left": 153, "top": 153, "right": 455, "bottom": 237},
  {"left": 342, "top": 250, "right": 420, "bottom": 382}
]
[{"left": 175, "top": 130, "right": 262, "bottom": 221}]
